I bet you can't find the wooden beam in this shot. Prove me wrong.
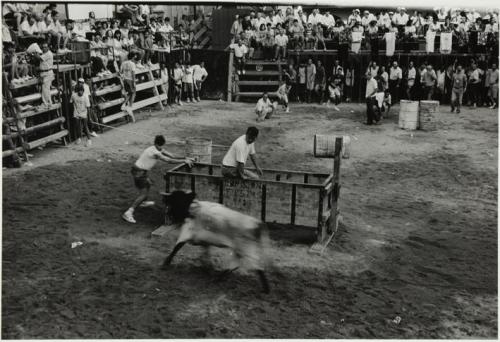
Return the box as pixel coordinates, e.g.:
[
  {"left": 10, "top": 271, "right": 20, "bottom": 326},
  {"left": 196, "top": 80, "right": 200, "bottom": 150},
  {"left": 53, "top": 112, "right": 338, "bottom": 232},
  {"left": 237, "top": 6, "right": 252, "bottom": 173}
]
[
  {"left": 227, "top": 51, "right": 234, "bottom": 103},
  {"left": 101, "top": 111, "right": 129, "bottom": 124},
  {"left": 27, "top": 130, "right": 68, "bottom": 150}
]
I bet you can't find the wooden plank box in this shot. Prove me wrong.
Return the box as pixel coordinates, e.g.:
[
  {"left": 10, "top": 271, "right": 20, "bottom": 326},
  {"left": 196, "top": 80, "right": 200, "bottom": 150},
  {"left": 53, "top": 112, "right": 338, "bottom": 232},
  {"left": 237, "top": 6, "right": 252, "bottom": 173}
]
[{"left": 164, "top": 163, "right": 337, "bottom": 244}]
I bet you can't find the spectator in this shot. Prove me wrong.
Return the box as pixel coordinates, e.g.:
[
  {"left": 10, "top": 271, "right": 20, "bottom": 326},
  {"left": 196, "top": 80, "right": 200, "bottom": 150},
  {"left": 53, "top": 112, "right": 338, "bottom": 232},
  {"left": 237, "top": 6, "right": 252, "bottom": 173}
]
[
  {"left": 297, "top": 63, "right": 307, "bottom": 102},
  {"left": 488, "top": 63, "right": 498, "bottom": 109},
  {"left": 451, "top": 64, "right": 467, "bottom": 113},
  {"left": 393, "top": 7, "right": 409, "bottom": 30},
  {"left": 71, "top": 85, "right": 92, "bottom": 147},
  {"left": 327, "top": 79, "right": 341, "bottom": 111},
  {"left": 255, "top": 92, "right": 276, "bottom": 122},
  {"left": 182, "top": 64, "right": 194, "bottom": 103},
  {"left": 379, "top": 65, "right": 389, "bottom": 91},
  {"left": 348, "top": 9, "right": 361, "bottom": 28},
  {"left": 361, "top": 10, "right": 376, "bottom": 29},
  {"left": 468, "top": 61, "right": 482, "bottom": 107},
  {"left": 277, "top": 82, "right": 291, "bottom": 113},
  {"left": 262, "top": 32, "right": 275, "bottom": 61},
  {"left": 422, "top": 64, "right": 437, "bottom": 100},
  {"left": 406, "top": 61, "right": 416, "bottom": 100},
  {"left": 119, "top": 52, "right": 138, "bottom": 121},
  {"left": 289, "top": 19, "right": 304, "bottom": 50},
  {"left": 313, "top": 24, "right": 326, "bottom": 51},
  {"left": 31, "top": 42, "right": 54, "bottom": 107},
  {"left": 229, "top": 39, "right": 248, "bottom": 75},
  {"left": 436, "top": 66, "right": 446, "bottom": 102},
  {"left": 365, "top": 72, "right": 379, "bottom": 125},
  {"left": 389, "top": 61, "right": 402, "bottom": 103},
  {"left": 315, "top": 60, "right": 326, "bottom": 104},
  {"left": 306, "top": 58, "right": 316, "bottom": 103},
  {"left": 173, "top": 62, "right": 184, "bottom": 105}
]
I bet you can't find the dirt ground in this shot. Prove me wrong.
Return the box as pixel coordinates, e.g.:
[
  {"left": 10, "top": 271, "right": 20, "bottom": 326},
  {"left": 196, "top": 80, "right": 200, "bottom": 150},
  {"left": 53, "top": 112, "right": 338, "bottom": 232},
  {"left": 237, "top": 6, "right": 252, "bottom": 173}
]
[{"left": 2, "top": 100, "right": 498, "bottom": 338}]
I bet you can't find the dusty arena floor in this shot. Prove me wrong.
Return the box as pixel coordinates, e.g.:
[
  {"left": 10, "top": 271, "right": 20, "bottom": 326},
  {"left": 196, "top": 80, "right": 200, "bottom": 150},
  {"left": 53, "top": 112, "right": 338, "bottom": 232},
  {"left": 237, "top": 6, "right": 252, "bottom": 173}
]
[{"left": 2, "top": 100, "right": 498, "bottom": 338}]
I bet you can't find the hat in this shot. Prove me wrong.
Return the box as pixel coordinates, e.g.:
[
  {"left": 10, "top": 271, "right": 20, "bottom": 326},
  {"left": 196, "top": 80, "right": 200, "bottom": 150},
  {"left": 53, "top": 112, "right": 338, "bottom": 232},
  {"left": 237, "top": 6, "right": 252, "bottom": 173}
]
[
  {"left": 388, "top": 11, "right": 394, "bottom": 15},
  {"left": 354, "top": 9, "right": 360, "bottom": 13},
  {"left": 401, "top": 7, "right": 406, "bottom": 11},
  {"left": 364, "top": 10, "right": 369, "bottom": 14},
  {"left": 78, "top": 78, "right": 84, "bottom": 82}
]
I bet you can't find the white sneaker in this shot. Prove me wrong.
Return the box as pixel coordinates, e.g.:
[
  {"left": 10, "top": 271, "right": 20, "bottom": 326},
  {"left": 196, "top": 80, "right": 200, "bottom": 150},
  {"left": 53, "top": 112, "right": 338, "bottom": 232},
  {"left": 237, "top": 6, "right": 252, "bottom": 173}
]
[
  {"left": 76, "top": 138, "right": 82, "bottom": 145},
  {"left": 139, "top": 201, "right": 155, "bottom": 207},
  {"left": 237, "top": 70, "right": 241, "bottom": 75},
  {"left": 242, "top": 70, "right": 246, "bottom": 75},
  {"left": 285, "top": 108, "right": 290, "bottom": 113},
  {"left": 179, "top": 101, "right": 183, "bottom": 106},
  {"left": 85, "top": 139, "right": 92, "bottom": 147},
  {"left": 186, "top": 98, "right": 191, "bottom": 103},
  {"left": 122, "top": 211, "right": 136, "bottom": 223},
  {"left": 334, "top": 106, "right": 340, "bottom": 112},
  {"left": 90, "top": 131, "right": 98, "bottom": 137},
  {"left": 197, "top": 97, "right": 201, "bottom": 102},
  {"left": 121, "top": 103, "right": 127, "bottom": 110}
]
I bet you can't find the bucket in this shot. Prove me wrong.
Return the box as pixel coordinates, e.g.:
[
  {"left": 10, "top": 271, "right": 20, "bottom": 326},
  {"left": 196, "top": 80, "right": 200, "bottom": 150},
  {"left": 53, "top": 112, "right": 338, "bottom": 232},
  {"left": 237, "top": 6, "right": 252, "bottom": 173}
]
[
  {"left": 185, "top": 137, "right": 212, "bottom": 163},
  {"left": 314, "top": 135, "right": 350, "bottom": 159},
  {"left": 399, "top": 100, "right": 419, "bottom": 130},
  {"left": 419, "top": 100, "right": 440, "bottom": 131}
]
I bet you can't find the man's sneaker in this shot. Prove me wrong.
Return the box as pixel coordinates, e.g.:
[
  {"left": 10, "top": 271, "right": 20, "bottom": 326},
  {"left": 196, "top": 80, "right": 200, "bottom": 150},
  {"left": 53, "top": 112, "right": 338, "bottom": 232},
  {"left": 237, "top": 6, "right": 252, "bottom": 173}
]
[
  {"left": 237, "top": 70, "right": 241, "bottom": 75},
  {"left": 122, "top": 211, "right": 136, "bottom": 223},
  {"left": 285, "top": 107, "right": 290, "bottom": 113},
  {"left": 139, "top": 201, "right": 155, "bottom": 208},
  {"left": 179, "top": 101, "right": 183, "bottom": 106},
  {"left": 197, "top": 97, "right": 201, "bottom": 102},
  {"left": 121, "top": 103, "right": 127, "bottom": 110},
  {"left": 242, "top": 70, "right": 246, "bottom": 75},
  {"left": 186, "top": 98, "right": 191, "bottom": 103},
  {"left": 76, "top": 138, "right": 82, "bottom": 145},
  {"left": 85, "top": 139, "right": 92, "bottom": 147},
  {"left": 90, "top": 131, "right": 98, "bottom": 137},
  {"left": 489, "top": 105, "right": 496, "bottom": 109}
]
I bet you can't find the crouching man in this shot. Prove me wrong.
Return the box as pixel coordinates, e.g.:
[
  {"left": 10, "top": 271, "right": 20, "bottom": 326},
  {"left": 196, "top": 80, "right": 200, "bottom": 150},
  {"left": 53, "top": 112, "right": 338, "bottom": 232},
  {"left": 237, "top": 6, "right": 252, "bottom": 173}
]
[
  {"left": 221, "top": 127, "right": 263, "bottom": 180},
  {"left": 161, "top": 190, "right": 271, "bottom": 293},
  {"left": 255, "top": 92, "right": 276, "bottom": 122},
  {"left": 122, "top": 135, "right": 195, "bottom": 223}
]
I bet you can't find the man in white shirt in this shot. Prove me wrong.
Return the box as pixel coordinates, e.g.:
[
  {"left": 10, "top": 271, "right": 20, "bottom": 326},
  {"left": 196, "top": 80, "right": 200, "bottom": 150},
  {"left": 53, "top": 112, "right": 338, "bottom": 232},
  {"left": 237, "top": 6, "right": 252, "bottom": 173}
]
[
  {"left": 361, "top": 11, "right": 376, "bottom": 29},
  {"left": 255, "top": 92, "right": 276, "bottom": 122},
  {"left": 221, "top": 127, "right": 263, "bottom": 180},
  {"left": 406, "top": 61, "right": 416, "bottom": 100},
  {"left": 123, "top": 135, "right": 195, "bottom": 223},
  {"left": 321, "top": 11, "right": 336, "bottom": 30},
  {"left": 20, "top": 15, "right": 38, "bottom": 36},
  {"left": 389, "top": 61, "right": 403, "bottom": 103},
  {"left": 253, "top": 12, "right": 266, "bottom": 30},
  {"left": 274, "top": 29, "right": 288, "bottom": 61},
  {"left": 393, "top": 8, "right": 409, "bottom": 27},
  {"left": 230, "top": 39, "right": 248, "bottom": 75},
  {"left": 307, "top": 9, "right": 322, "bottom": 26},
  {"left": 272, "top": 9, "right": 284, "bottom": 27},
  {"left": 365, "top": 73, "right": 379, "bottom": 125},
  {"left": 192, "top": 61, "right": 208, "bottom": 102}
]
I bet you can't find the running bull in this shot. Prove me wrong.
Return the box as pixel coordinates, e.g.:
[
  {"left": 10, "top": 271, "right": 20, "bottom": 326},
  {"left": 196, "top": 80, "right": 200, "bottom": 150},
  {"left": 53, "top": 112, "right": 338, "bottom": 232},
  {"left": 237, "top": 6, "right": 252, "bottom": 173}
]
[{"left": 161, "top": 190, "right": 271, "bottom": 293}]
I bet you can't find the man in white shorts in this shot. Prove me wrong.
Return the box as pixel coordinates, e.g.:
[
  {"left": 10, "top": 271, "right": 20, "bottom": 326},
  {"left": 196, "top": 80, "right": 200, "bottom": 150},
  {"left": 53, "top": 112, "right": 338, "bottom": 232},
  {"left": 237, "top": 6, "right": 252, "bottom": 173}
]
[
  {"left": 122, "top": 135, "right": 195, "bottom": 223},
  {"left": 221, "top": 127, "right": 263, "bottom": 180}
]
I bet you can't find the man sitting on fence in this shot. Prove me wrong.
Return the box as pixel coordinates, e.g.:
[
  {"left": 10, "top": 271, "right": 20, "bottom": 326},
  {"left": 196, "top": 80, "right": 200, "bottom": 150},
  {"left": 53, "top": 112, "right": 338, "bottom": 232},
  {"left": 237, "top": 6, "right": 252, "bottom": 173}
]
[{"left": 221, "top": 127, "right": 263, "bottom": 180}]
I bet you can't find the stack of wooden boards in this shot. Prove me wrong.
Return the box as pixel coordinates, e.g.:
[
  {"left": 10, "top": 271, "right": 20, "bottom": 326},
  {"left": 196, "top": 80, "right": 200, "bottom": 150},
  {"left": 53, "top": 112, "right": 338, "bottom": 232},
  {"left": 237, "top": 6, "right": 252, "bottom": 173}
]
[{"left": 2, "top": 72, "right": 68, "bottom": 161}]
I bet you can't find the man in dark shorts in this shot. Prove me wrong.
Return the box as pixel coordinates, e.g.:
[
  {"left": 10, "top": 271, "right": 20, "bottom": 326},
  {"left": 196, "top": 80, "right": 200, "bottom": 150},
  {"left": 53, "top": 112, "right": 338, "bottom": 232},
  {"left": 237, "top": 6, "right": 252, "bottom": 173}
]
[
  {"left": 122, "top": 135, "right": 195, "bottom": 223},
  {"left": 119, "top": 51, "right": 139, "bottom": 122}
]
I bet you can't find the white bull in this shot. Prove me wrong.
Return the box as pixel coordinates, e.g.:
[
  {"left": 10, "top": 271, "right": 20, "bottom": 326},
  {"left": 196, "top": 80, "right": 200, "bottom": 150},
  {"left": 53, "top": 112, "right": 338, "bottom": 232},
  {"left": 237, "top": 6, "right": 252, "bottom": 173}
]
[{"left": 161, "top": 190, "right": 271, "bottom": 293}]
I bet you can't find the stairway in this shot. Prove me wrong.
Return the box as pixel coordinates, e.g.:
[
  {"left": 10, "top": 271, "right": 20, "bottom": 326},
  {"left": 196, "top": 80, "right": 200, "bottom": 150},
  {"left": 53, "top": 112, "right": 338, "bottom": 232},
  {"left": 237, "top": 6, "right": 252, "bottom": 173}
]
[{"left": 231, "top": 56, "right": 285, "bottom": 102}]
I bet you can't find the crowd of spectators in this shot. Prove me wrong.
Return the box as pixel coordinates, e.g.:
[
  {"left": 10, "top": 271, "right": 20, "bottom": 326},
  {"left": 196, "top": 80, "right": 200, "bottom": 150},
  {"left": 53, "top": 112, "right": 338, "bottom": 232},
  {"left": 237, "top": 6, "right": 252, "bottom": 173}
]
[
  {"left": 229, "top": 6, "right": 499, "bottom": 62},
  {"left": 2, "top": 3, "right": 210, "bottom": 81}
]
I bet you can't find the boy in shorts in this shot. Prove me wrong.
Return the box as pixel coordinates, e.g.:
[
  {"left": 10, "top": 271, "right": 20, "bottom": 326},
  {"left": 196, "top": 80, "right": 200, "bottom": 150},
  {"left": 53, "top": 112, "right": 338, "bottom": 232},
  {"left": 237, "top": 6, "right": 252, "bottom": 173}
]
[
  {"left": 122, "top": 135, "right": 195, "bottom": 223},
  {"left": 119, "top": 51, "right": 138, "bottom": 122}
]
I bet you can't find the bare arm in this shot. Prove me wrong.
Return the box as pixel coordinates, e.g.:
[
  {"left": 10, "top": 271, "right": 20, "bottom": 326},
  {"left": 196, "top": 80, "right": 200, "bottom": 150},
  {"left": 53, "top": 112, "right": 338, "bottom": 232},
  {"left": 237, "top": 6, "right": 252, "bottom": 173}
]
[
  {"left": 158, "top": 154, "right": 194, "bottom": 166},
  {"left": 249, "top": 154, "right": 263, "bottom": 175}
]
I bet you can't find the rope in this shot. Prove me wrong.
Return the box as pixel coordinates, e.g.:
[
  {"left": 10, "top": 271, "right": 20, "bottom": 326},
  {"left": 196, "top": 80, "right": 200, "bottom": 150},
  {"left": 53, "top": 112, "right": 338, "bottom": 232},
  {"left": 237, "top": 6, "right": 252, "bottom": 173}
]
[{"left": 88, "top": 117, "right": 229, "bottom": 149}]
